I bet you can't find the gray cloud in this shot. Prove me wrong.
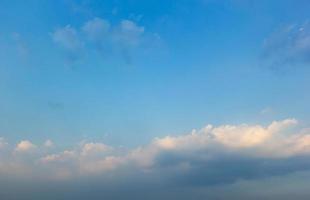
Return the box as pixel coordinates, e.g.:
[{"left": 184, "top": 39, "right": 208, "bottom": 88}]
[{"left": 156, "top": 152, "right": 310, "bottom": 186}]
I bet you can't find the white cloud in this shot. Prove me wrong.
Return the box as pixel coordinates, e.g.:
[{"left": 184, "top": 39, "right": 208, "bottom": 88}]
[
  {"left": 40, "top": 142, "right": 115, "bottom": 175},
  {"left": 81, "top": 142, "right": 112, "bottom": 156},
  {"left": 128, "top": 119, "right": 301, "bottom": 168},
  {"left": 44, "top": 139, "right": 54, "bottom": 148},
  {"left": 82, "top": 17, "right": 110, "bottom": 41},
  {"left": 52, "top": 25, "right": 85, "bottom": 63},
  {"left": 115, "top": 20, "right": 145, "bottom": 46},
  {"left": 35, "top": 118, "right": 310, "bottom": 174},
  {"left": 52, "top": 25, "right": 83, "bottom": 51},
  {"left": 3, "top": 118, "right": 310, "bottom": 181},
  {"left": 40, "top": 150, "right": 76, "bottom": 163},
  {"left": 15, "top": 140, "right": 36, "bottom": 153},
  {"left": 53, "top": 18, "right": 153, "bottom": 64},
  {"left": 79, "top": 156, "right": 125, "bottom": 174},
  {"left": 213, "top": 118, "right": 297, "bottom": 149},
  {"left": 82, "top": 18, "right": 145, "bottom": 48}
]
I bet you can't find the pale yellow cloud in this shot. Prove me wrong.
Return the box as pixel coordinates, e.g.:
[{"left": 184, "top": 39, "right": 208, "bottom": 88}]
[{"left": 15, "top": 140, "right": 36, "bottom": 153}]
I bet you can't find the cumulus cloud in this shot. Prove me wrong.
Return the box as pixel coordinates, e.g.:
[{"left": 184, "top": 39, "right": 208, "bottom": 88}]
[
  {"left": 129, "top": 118, "right": 300, "bottom": 169},
  {"left": 2, "top": 120, "right": 310, "bottom": 200},
  {"left": 263, "top": 21, "right": 310, "bottom": 68},
  {"left": 35, "top": 119, "right": 310, "bottom": 182},
  {"left": 2, "top": 119, "right": 310, "bottom": 186},
  {"left": 15, "top": 140, "right": 36, "bottom": 153}
]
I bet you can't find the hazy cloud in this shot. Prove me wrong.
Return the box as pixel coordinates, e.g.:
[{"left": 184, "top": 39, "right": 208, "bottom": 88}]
[
  {"left": 52, "top": 25, "right": 84, "bottom": 63},
  {"left": 53, "top": 17, "right": 157, "bottom": 64},
  {"left": 82, "top": 17, "right": 110, "bottom": 42},
  {"left": 12, "top": 32, "right": 29, "bottom": 58},
  {"left": 115, "top": 20, "right": 145, "bottom": 47},
  {"left": 44, "top": 140, "right": 54, "bottom": 148},
  {"left": 263, "top": 21, "right": 310, "bottom": 68}
]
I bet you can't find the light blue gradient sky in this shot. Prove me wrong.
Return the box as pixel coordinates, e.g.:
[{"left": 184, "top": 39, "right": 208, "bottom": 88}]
[{"left": 0, "top": 0, "right": 310, "bottom": 148}]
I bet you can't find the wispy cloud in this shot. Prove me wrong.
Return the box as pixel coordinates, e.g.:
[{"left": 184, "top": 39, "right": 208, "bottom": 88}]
[
  {"left": 262, "top": 20, "right": 310, "bottom": 69},
  {"left": 52, "top": 17, "right": 159, "bottom": 65},
  {"left": 12, "top": 32, "right": 29, "bottom": 59},
  {"left": 82, "top": 17, "right": 111, "bottom": 43},
  {"left": 52, "top": 25, "right": 84, "bottom": 63}
]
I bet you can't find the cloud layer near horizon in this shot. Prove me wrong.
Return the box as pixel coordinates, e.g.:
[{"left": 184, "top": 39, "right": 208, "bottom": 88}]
[
  {"left": 1, "top": 118, "right": 310, "bottom": 181},
  {"left": 2, "top": 118, "right": 310, "bottom": 199}
]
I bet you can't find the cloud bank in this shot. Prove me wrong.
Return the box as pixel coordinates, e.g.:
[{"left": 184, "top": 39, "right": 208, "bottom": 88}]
[
  {"left": 1, "top": 119, "right": 310, "bottom": 179},
  {"left": 1, "top": 119, "right": 310, "bottom": 199}
]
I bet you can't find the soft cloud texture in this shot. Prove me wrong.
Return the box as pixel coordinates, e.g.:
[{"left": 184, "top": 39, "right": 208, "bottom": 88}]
[
  {"left": 15, "top": 140, "right": 36, "bottom": 153},
  {"left": 82, "top": 17, "right": 110, "bottom": 42},
  {"left": 2, "top": 119, "right": 310, "bottom": 199},
  {"left": 44, "top": 140, "right": 54, "bottom": 148},
  {"left": 129, "top": 118, "right": 301, "bottom": 169},
  {"left": 115, "top": 20, "right": 145, "bottom": 46},
  {"left": 81, "top": 142, "right": 112, "bottom": 156},
  {"left": 52, "top": 25, "right": 84, "bottom": 63},
  {"left": 41, "top": 150, "right": 76, "bottom": 163},
  {"left": 53, "top": 17, "right": 154, "bottom": 64},
  {"left": 1, "top": 118, "right": 310, "bottom": 181},
  {"left": 263, "top": 21, "right": 310, "bottom": 68}
]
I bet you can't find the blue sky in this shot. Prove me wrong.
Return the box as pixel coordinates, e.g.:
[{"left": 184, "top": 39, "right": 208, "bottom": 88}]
[
  {"left": 0, "top": 1, "right": 310, "bottom": 199},
  {"left": 1, "top": 0, "right": 309, "bottom": 146}
]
